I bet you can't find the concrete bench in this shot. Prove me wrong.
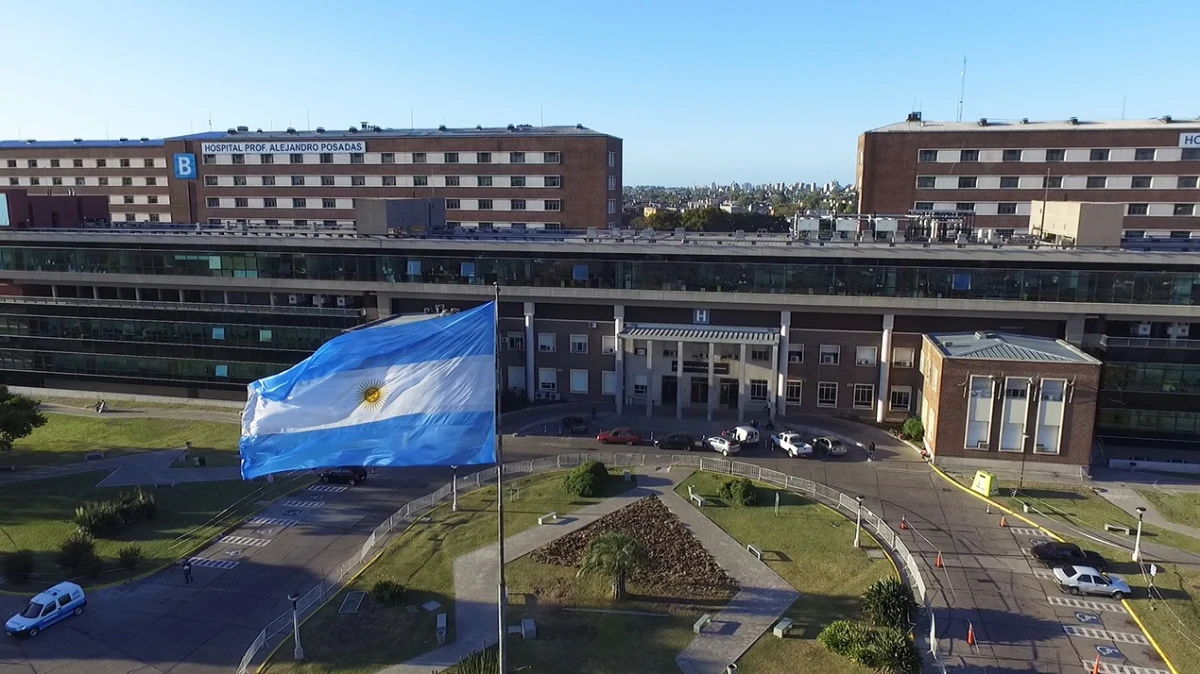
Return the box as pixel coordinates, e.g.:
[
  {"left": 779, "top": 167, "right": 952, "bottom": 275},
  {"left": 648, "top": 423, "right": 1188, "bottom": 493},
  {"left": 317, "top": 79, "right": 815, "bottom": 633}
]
[
  {"left": 693, "top": 613, "right": 713, "bottom": 634},
  {"left": 1104, "top": 522, "right": 1132, "bottom": 535},
  {"left": 521, "top": 617, "right": 537, "bottom": 640},
  {"left": 84, "top": 451, "right": 105, "bottom": 461},
  {"left": 538, "top": 512, "right": 560, "bottom": 525},
  {"left": 436, "top": 613, "right": 447, "bottom": 645},
  {"left": 773, "top": 618, "right": 795, "bottom": 638},
  {"left": 690, "top": 493, "right": 708, "bottom": 508},
  {"left": 747, "top": 544, "right": 763, "bottom": 560}
]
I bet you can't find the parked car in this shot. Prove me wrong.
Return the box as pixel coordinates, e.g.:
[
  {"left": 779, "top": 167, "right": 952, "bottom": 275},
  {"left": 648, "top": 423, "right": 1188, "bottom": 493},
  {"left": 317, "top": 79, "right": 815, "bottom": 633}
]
[
  {"left": 597, "top": 428, "right": 641, "bottom": 445},
  {"left": 5, "top": 582, "right": 86, "bottom": 638},
  {"left": 730, "top": 426, "right": 761, "bottom": 447},
  {"left": 1030, "top": 542, "right": 1109, "bottom": 572},
  {"left": 1054, "top": 565, "right": 1131, "bottom": 599},
  {"left": 321, "top": 466, "right": 368, "bottom": 486},
  {"left": 654, "top": 434, "right": 697, "bottom": 451},
  {"left": 813, "top": 436, "right": 848, "bottom": 456},
  {"left": 771, "top": 432, "right": 813, "bottom": 458},
  {"left": 562, "top": 416, "right": 589, "bottom": 434},
  {"left": 704, "top": 436, "right": 741, "bottom": 456}
]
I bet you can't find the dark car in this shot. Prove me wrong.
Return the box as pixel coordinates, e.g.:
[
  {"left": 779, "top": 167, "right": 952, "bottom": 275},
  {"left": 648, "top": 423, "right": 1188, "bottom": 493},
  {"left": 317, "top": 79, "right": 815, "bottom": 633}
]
[
  {"left": 654, "top": 434, "right": 697, "bottom": 451},
  {"left": 1030, "top": 542, "right": 1108, "bottom": 571},
  {"left": 562, "top": 416, "right": 589, "bottom": 434},
  {"left": 320, "top": 466, "right": 368, "bottom": 486}
]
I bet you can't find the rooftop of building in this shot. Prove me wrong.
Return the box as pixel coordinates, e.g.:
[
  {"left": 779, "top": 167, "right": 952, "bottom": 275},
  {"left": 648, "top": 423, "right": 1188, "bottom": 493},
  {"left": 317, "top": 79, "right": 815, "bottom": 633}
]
[
  {"left": 928, "top": 331, "right": 1100, "bottom": 364},
  {"left": 169, "top": 123, "right": 613, "bottom": 141},
  {"left": 868, "top": 115, "right": 1200, "bottom": 134},
  {"left": 0, "top": 137, "right": 164, "bottom": 149}
]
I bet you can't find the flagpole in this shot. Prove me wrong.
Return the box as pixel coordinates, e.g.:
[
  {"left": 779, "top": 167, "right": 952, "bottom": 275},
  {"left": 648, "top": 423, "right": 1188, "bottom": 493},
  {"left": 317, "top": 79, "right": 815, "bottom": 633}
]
[{"left": 493, "top": 283, "right": 507, "bottom": 673}]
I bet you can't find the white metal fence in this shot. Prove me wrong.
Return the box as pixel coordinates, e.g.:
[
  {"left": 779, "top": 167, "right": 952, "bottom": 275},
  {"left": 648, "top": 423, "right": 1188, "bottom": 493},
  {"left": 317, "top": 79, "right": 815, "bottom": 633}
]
[{"left": 235, "top": 452, "right": 929, "bottom": 673}]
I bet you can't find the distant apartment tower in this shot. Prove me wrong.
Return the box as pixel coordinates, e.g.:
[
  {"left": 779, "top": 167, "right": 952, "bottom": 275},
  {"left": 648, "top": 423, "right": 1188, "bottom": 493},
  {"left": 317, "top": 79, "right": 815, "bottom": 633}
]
[{"left": 857, "top": 114, "right": 1200, "bottom": 236}]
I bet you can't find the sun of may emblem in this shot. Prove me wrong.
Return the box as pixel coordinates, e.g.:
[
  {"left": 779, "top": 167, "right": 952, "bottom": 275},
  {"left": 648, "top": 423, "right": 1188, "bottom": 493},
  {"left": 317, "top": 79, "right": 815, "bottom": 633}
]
[{"left": 357, "top": 379, "right": 387, "bottom": 410}]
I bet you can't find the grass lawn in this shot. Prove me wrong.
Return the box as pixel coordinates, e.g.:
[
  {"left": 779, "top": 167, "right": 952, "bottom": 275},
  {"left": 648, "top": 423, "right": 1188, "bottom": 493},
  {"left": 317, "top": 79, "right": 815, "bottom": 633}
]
[
  {"left": 4, "top": 413, "right": 239, "bottom": 469},
  {"left": 677, "top": 472, "right": 895, "bottom": 674},
  {"left": 1139, "top": 490, "right": 1200, "bottom": 532},
  {"left": 262, "top": 469, "right": 634, "bottom": 674},
  {"left": 0, "top": 470, "right": 308, "bottom": 591}
]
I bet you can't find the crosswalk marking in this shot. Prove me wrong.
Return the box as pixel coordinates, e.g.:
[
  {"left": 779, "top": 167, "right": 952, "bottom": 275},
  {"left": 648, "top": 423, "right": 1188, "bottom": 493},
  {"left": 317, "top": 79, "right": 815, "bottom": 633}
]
[
  {"left": 1063, "top": 625, "right": 1149, "bottom": 645},
  {"left": 280, "top": 499, "right": 326, "bottom": 509},
  {"left": 306, "top": 484, "right": 348, "bottom": 493},
  {"left": 217, "top": 535, "right": 271, "bottom": 547},
  {"left": 1047, "top": 596, "right": 1127, "bottom": 613},
  {"left": 1031, "top": 569, "right": 1056, "bottom": 580},
  {"left": 186, "top": 557, "right": 240, "bottom": 570},
  {"left": 1010, "top": 527, "right": 1041, "bottom": 536},
  {"left": 1083, "top": 660, "right": 1169, "bottom": 674},
  {"left": 248, "top": 516, "right": 300, "bottom": 527}
]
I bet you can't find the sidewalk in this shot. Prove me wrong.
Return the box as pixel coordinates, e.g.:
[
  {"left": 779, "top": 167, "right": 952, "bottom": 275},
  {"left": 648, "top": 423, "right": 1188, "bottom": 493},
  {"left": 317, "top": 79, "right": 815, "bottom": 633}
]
[
  {"left": 1095, "top": 485, "right": 1200, "bottom": 543},
  {"left": 40, "top": 401, "right": 242, "bottom": 424},
  {"left": 0, "top": 448, "right": 239, "bottom": 487}
]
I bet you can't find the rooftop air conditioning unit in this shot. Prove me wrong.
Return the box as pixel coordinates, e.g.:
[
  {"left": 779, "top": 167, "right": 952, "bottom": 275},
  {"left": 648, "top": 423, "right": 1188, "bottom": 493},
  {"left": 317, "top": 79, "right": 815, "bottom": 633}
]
[
  {"left": 314, "top": 295, "right": 326, "bottom": 306},
  {"left": 335, "top": 296, "right": 347, "bottom": 307},
  {"left": 789, "top": 354, "right": 802, "bottom": 363},
  {"left": 1135, "top": 322, "right": 1153, "bottom": 337},
  {"left": 287, "top": 294, "right": 299, "bottom": 305},
  {"left": 534, "top": 391, "right": 548, "bottom": 401},
  {"left": 603, "top": 347, "right": 617, "bottom": 355},
  {"left": 857, "top": 359, "right": 874, "bottom": 366},
  {"left": 1171, "top": 324, "right": 1191, "bottom": 338},
  {"left": 635, "top": 348, "right": 647, "bottom": 356},
  {"left": 588, "top": 322, "right": 598, "bottom": 329},
  {"left": 548, "top": 392, "right": 561, "bottom": 401},
  {"left": 539, "top": 344, "right": 554, "bottom": 352}
]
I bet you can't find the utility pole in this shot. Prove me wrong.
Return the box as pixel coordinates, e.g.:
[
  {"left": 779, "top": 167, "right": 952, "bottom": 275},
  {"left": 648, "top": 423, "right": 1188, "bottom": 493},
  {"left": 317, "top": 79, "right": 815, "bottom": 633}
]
[{"left": 956, "top": 57, "right": 967, "bottom": 123}]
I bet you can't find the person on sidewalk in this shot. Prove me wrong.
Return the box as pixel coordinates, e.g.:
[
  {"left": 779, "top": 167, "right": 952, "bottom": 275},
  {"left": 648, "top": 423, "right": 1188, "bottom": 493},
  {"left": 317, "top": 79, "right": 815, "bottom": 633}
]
[
  {"left": 868, "top": 442, "right": 876, "bottom": 462},
  {"left": 182, "top": 560, "right": 193, "bottom": 584}
]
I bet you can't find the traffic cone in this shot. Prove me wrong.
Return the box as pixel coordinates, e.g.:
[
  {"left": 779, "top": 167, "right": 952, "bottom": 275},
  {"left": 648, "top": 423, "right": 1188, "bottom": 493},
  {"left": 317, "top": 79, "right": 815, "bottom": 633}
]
[
  {"left": 1091, "top": 654, "right": 1101, "bottom": 674},
  {"left": 900, "top": 515, "right": 909, "bottom": 530},
  {"left": 1000, "top": 515, "right": 1008, "bottom": 528},
  {"left": 936, "top": 551, "right": 944, "bottom": 568},
  {"left": 966, "top": 622, "right": 976, "bottom": 646}
]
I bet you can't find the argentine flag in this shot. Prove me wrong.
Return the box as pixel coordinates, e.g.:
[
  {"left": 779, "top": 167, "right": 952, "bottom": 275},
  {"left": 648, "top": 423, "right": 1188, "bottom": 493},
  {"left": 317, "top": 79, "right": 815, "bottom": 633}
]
[{"left": 239, "top": 302, "right": 496, "bottom": 479}]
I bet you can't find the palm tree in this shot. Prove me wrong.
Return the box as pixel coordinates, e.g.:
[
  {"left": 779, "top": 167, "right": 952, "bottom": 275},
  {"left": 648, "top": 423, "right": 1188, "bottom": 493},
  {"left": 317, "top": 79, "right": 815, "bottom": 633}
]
[{"left": 577, "top": 531, "right": 643, "bottom": 600}]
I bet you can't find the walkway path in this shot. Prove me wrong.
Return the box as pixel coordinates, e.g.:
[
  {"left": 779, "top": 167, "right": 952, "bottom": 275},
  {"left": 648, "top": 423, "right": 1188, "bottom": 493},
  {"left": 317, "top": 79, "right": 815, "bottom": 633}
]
[
  {"left": 382, "top": 467, "right": 798, "bottom": 674},
  {"left": 1094, "top": 483, "right": 1200, "bottom": 543},
  {"left": 39, "top": 401, "right": 242, "bottom": 424},
  {"left": 0, "top": 448, "right": 240, "bottom": 487}
]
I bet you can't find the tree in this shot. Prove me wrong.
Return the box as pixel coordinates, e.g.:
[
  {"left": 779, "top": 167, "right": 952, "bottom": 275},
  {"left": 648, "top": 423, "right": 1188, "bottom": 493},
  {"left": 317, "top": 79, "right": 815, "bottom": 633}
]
[
  {"left": 900, "top": 417, "right": 924, "bottom": 442},
  {"left": 0, "top": 387, "right": 46, "bottom": 453},
  {"left": 577, "top": 531, "right": 644, "bottom": 600},
  {"left": 643, "top": 210, "right": 683, "bottom": 231},
  {"left": 862, "top": 578, "right": 918, "bottom": 631}
]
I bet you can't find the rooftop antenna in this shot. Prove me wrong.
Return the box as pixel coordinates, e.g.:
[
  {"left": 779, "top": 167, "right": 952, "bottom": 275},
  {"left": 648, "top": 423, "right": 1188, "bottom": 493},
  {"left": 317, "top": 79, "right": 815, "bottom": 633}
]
[
  {"left": 208, "top": 112, "right": 212, "bottom": 132},
  {"left": 105, "top": 123, "right": 109, "bottom": 140},
  {"left": 540, "top": 105, "right": 544, "bottom": 127},
  {"left": 306, "top": 110, "right": 310, "bottom": 130},
  {"left": 410, "top": 108, "right": 414, "bottom": 130},
  {"left": 16, "top": 124, "right": 20, "bottom": 141},
  {"left": 956, "top": 56, "right": 967, "bottom": 123},
  {"left": 1121, "top": 95, "right": 1127, "bottom": 120}
]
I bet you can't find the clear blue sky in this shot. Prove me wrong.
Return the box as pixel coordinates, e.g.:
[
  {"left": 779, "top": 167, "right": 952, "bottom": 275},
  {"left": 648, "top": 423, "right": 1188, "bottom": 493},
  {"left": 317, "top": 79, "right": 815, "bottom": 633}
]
[{"left": 3, "top": 1, "right": 1198, "bottom": 185}]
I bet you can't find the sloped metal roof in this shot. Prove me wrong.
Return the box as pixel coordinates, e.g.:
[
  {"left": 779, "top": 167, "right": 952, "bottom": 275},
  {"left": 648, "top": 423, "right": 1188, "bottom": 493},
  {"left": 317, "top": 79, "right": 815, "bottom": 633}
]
[
  {"left": 930, "top": 332, "right": 1099, "bottom": 364},
  {"left": 620, "top": 324, "right": 779, "bottom": 345}
]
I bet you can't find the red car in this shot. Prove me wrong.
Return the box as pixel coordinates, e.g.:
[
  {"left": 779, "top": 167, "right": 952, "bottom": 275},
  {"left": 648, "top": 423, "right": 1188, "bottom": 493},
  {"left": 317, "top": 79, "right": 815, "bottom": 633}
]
[{"left": 597, "top": 428, "right": 641, "bottom": 445}]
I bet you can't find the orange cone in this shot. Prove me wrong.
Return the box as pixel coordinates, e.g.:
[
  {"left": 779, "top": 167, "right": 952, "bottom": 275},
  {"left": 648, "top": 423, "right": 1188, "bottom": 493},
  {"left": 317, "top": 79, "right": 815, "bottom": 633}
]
[
  {"left": 936, "top": 551, "right": 944, "bottom": 568},
  {"left": 900, "top": 515, "right": 908, "bottom": 530},
  {"left": 1091, "top": 654, "right": 1101, "bottom": 674},
  {"left": 966, "top": 622, "right": 976, "bottom": 646},
  {"left": 1000, "top": 515, "right": 1008, "bottom": 528}
]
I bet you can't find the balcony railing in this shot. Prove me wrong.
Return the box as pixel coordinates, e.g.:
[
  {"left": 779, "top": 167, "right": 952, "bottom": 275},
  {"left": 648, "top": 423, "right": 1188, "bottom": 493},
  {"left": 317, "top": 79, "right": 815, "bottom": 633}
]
[{"left": 0, "top": 295, "right": 362, "bottom": 318}]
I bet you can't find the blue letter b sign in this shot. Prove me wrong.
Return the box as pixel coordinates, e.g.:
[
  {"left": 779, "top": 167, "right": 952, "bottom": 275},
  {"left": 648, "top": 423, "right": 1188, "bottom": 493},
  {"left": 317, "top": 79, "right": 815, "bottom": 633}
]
[{"left": 173, "top": 153, "right": 197, "bottom": 179}]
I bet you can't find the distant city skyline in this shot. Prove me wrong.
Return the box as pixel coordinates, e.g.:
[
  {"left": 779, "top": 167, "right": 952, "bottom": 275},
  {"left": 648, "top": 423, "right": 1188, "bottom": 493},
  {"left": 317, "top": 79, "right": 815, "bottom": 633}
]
[{"left": 1, "top": 1, "right": 1198, "bottom": 185}]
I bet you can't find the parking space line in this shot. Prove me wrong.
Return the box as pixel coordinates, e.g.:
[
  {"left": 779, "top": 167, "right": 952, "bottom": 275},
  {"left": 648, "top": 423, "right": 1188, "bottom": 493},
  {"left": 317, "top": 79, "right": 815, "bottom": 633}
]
[
  {"left": 187, "top": 557, "right": 240, "bottom": 570},
  {"left": 1082, "top": 660, "right": 1170, "bottom": 674},
  {"left": 1047, "top": 596, "right": 1128, "bottom": 613},
  {"left": 1010, "top": 527, "right": 1041, "bottom": 536},
  {"left": 217, "top": 535, "right": 271, "bottom": 547},
  {"left": 280, "top": 499, "right": 326, "bottom": 509},
  {"left": 306, "top": 484, "right": 348, "bottom": 493},
  {"left": 1063, "top": 625, "right": 1149, "bottom": 645},
  {"left": 1031, "top": 569, "right": 1056, "bottom": 580}
]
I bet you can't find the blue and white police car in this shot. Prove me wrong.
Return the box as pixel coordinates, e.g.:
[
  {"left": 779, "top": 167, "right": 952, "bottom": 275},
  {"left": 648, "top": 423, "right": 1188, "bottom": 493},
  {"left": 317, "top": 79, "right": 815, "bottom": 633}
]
[{"left": 5, "top": 582, "right": 86, "bottom": 637}]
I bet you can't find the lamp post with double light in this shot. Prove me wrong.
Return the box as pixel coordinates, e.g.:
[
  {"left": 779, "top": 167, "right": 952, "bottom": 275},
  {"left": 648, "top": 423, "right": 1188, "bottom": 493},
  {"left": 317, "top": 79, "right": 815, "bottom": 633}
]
[
  {"left": 853, "top": 495, "right": 865, "bottom": 548},
  {"left": 1132, "top": 506, "right": 1147, "bottom": 562},
  {"left": 451, "top": 465, "right": 459, "bottom": 511},
  {"left": 288, "top": 591, "right": 304, "bottom": 661}
]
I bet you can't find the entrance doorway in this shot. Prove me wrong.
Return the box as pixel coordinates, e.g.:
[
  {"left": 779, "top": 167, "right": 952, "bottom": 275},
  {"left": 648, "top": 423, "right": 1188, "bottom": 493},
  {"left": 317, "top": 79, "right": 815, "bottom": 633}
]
[
  {"left": 690, "top": 378, "right": 709, "bottom": 405},
  {"left": 661, "top": 376, "right": 678, "bottom": 406},
  {"left": 719, "top": 378, "right": 739, "bottom": 408}
]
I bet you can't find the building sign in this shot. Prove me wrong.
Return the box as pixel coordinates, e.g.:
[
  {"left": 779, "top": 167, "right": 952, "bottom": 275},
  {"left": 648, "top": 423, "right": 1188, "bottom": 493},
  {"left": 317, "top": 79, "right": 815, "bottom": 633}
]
[
  {"left": 173, "top": 153, "right": 197, "bottom": 180},
  {"left": 200, "top": 141, "right": 366, "bottom": 154},
  {"left": 1181, "top": 133, "right": 1200, "bottom": 148}
]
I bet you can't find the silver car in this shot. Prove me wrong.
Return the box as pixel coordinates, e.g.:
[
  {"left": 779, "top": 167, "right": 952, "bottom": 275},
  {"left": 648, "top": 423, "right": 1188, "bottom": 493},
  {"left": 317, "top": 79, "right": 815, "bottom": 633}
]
[{"left": 1054, "top": 565, "right": 1131, "bottom": 599}]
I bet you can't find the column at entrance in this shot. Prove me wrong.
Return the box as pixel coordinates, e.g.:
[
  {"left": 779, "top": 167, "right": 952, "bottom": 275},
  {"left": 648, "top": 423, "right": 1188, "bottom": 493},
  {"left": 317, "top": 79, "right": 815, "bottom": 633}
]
[
  {"left": 614, "top": 306, "right": 626, "bottom": 415},
  {"left": 738, "top": 343, "right": 748, "bottom": 423},
  {"left": 645, "top": 339, "right": 654, "bottom": 418},
  {"left": 523, "top": 302, "right": 535, "bottom": 403},
  {"left": 777, "top": 312, "right": 791, "bottom": 418},
  {"left": 876, "top": 314, "right": 894, "bottom": 423},
  {"left": 706, "top": 341, "right": 716, "bottom": 421},
  {"left": 768, "top": 343, "right": 779, "bottom": 421},
  {"left": 676, "top": 339, "right": 685, "bottom": 419}
]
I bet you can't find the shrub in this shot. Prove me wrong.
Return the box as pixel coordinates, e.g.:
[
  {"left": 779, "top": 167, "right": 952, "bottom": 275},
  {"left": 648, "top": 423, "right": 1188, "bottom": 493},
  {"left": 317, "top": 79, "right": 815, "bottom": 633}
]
[
  {"left": 371, "top": 579, "right": 406, "bottom": 606},
  {"left": 452, "top": 648, "right": 498, "bottom": 674},
  {"left": 862, "top": 578, "right": 918, "bottom": 631},
  {"left": 865, "top": 627, "right": 922, "bottom": 674},
  {"left": 718, "top": 477, "right": 758, "bottom": 506},
  {"left": 562, "top": 461, "right": 609, "bottom": 497},
  {"left": 1, "top": 550, "right": 35, "bottom": 583},
  {"left": 818, "top": 619, "right": 872, "bottom": 659},
  {"left": 57, "top": 533, "right": 101, "bottom": 576},
  {"left": 117, "top": 544, "right": 144, "bottom": 569},
  {"left": 75, "top": 489, "right": 157, "bottom": 537},
  {"left": 901, "top": 416, "right": 924, "bottom": 442}
]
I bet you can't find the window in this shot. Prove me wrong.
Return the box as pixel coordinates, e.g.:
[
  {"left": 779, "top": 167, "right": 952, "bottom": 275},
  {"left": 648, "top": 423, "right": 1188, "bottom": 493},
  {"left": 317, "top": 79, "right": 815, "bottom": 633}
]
[
  {"left": 412, "top": 152, "right": 427, "bottom": 163},
  {"left": 1184, "top": 149, "right": 1200, "bottom": 160},
  {"left": 742, "top": 379, "right": 767, "bottom": 401},
  {"left": 51, "top": 177, "right": 62, "bottom": 186},
  {"left": 819, "top": 345, "right": 840, "bottom": 365},
  {"left": 955, "top": 202, "right": 975, "bottom": 212},
  {"left": 1175, "top": 204, "right": 1196, "bottom": 216},
  {"left": 959, "top": 149, "right": 979, "bottom": 162},
  {"left": 545, "top": 151, "right": 561, "bottom": 164},
  {"left": 855, "top": 346, "right": 878, "bottom": 366},
  {"left": 1045, "top": 149, "right": 1065, "bottom": 162},
  {"left": 506, "top": 176, "right": 525, "bottom": 188},
  {"left": 74, "top": 177, "right": 84, "bottom": 186},
  {"left": 916, "top": 176, "right": 936, "bottom": 188},
  {"left": 235, "top": 198, "right": 248, "bottom": 208},
  {"left": 478, "top": 176, "right": 493, "bottom": 187},
  {"left": 116, "top": 158, "right": 133, "bottom": 168},
  {"left": 1090, "top": 149, "right": 1110, "bottom": 161},
  {"left": 918, "top": 149, "right": 938, "bottom": 162},
  {"left": 853, "top": 384, "right": 875, "bottom": 410},
  {"left": 607, "top": 151, "right": 616, "bottom": 167},
  {"left": 321, "top": 176, "right": 335, "bottom": 186},
  {"left": 999, "top": 176, "right": 1020, "bottom": 189},
  {"left": 570, "top": 370, "right": 588, "bottom": 394},
  {"left": 260, "top": 154, "right": 274, "bottom": 164},
  {"left": 506, "top": 332, "right": 524, "bottom": 350},
  {"left": 914, "top": 202, "right": 933, "bottom": 211},
  {"left": 444, "top": 176, "right": 460, "bottom": 187},
  {"left": 146, "top": 177, "right": 157, "bottom": 186},
  {"left": 1004, "top": 380, "right": 1028, "bottom": 399},
  {"left": 477, "top": 222, "right": 492, "bottom": 230},
  {"left": 607, "top": 198, "right": 617, "bottom": 214},
  {"left": 1002, "top": 149, "right": 1022, "bottom": 162},
  {"left": 413, "top": 176, "right": 428, "bottom": 187},
  {"left": 72, "top": 159, "right": 82, "bottom": 167},
  {"left": 693, "top": 309, "right": 710, "bottom": 324},
  {"left": 264, "top": 197, "right": 277, "bottom": 208},
  {"left": 997, "top": 203, "right": 1018, "bottom": 215},
  {"left": 570, "top": 334, "right": 588, "bottom": 354},
  {"left": 662, "top": 348, "right": 678, "bottom": 358},
  {"left": 785, "top": 381, "right": 803, "bottom": 404},
  {"left": 383, "top": 176, "right": 397, "bottom": 186},
  {"left": 293, "top": 197, "right": 306, "bottom": 208},
  {"left": 510, "top": 152, "right": 525, "bottom": 164},
  {"left": 1043, "top": 175, "right": 1063, "bottom": 189},
  {"left": 262, "top": 176, "right": 276, "bottom": 186},
  {"left": 350, "top": 153, "right": 364, "bottom": 164},
  {"left": 889, "top": 386, "right": 912, "bottom": 411},
  {"left": 124, "top": 213, "right": 135, "bottom": 222},
  {"left": 233, "top": 176, "right": 247, "bottom": 186},
  {"left": 265, "top": 219, "right": 279, "bottom": 226},
  {"left": 351, "top": 176, "right": 365, "bottom": 186},
  {"left": 1131, "top": 176, "right": 1152, "bottom": 189},
  {"left": 98, "top": 177, "right": 108, "bottom": 186},
  {"left": 751, "top": 348, "right": 770, "bottom": 361},
  {"left": 446, "top": 199, "right": 461, "bottom": 209},
  {"left": 380, "top": 152, "right": 395, "bottom": 164},
  {"left": 322, "top": 220, "right": 336, "bottom": 227},
  {"left": 545, "top": 199, "right": 561, "bottom": 211},
  {"left": 291, "top": 176, "right": 304, "bottom": 186},
  {"left": 1128, "top": 203, "right": 1149, "bottom": 215},
  {"left": 1086, "top": 176, "right": 1107, "bottom": 188},
  {"left": 96, "top": 158, "right": 108, "bottom": 167},
  {"left": 545, "top": 175, "right": 561, "bottom": 188},
  {"left": 478, "top": 199, "right": 493, "bottom": 210},
  {"left": 121, "top": 177, "right": 133, "bottom": 186},
  {"left": 148, "top": 213, "right": 160, "bottom": 222},
  {"left": 206, "top": 197, "right": 220, "bottom": 207},
  {"left": 632, "top": 374, "right": 648, "bottom": 396},
  {"left": 817, "top": 382, "right": 838, "bottom": 407},
  {"left": 537, "top": 333, "right": 556, "bottom": 352},
  {"left": 538, "top": 368, "right": 557, "bottom": 392},
  {"left": 602, "top": 370, "right": 618, "bottom": 395},
  {"left": 1135, "top": 148, "right": 1157, "bottom": 161},
  {"left": 295, "top": 219, "right": 308, "bottom": 226},
  {"left": 512, "top": 199, "right": 527, "bottom": 211},
  {"left": 230, "top": 154, "right": 244, "bottom": 165},
  {"left": 290, "top": 154, "right": 304, "bottom": 164},
  {"left": 1178, "top": 177, "right": 1198, "bottom": 189},
  {"left": 3, "top": 159, "right": 13, "bottom": 167},
  {"left": 318, "top": 153, "right": 332, "bottom": 164},
  {"left": 957, "top": 176, "right": 977, "bottom": 189},
  {"left": 477, "top": 152, "right": 491, "bottom": 163},
  {"left": 322, "top": 198, "right": 336, "bottom": 209},
  {"left": 123, "top": 196, "right": 135, "bottom": 204},
  {"left": 49, "top": 158, "right": 60, "bottom": 168},
  {"left": 602, "top": 335, "right": 617, "bottom": 354}
]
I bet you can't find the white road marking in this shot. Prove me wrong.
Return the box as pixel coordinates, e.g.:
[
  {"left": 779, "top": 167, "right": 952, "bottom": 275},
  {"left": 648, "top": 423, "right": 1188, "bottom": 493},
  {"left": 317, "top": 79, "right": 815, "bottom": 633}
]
[
  {"left": 1063, "top": 625, "right": 1149, "bottom": 645},
  {"left": 280, "top": 499, "right": 326, "bottom": 509},
  {"left": 217, "top": 535, "right": 271, "bottom": 547},
  {"left": 186, "top": 557, "right": 239, "bottom": 570},
  {"left": 1047, "top": 596, "right": 1127, "bottom": 613}
]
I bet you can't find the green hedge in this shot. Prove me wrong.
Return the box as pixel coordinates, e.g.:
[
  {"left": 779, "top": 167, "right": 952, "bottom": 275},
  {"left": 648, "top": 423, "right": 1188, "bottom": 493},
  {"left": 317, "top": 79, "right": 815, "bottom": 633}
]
[
  {"left": 718, "top": 477, "right": 758, "bottom": 506},
  {"left": 74, "top": 489, "right": 158, "bottom": 537},
  {"left": 562, "top": 461, "right": 610, "bottom": 497}
]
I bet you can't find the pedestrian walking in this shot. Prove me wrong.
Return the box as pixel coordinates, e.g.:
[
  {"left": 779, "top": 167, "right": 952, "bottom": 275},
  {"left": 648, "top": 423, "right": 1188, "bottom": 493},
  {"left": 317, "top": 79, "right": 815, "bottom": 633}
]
[
  {"left": 764, "top": 403, "right": 771, "bottom": 418},
  {"left": 182, "top": 560, "right": 193, "bottom": 584},
  {"left": 867, "top": 441, "right": 876, "bottom": 462}
]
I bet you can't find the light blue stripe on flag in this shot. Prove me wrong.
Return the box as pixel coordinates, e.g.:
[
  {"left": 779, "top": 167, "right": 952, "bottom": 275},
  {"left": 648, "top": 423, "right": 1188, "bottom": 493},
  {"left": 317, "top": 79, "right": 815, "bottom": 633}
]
[{"left": 239, "top": 302, "right": 496, "bottom": 479}]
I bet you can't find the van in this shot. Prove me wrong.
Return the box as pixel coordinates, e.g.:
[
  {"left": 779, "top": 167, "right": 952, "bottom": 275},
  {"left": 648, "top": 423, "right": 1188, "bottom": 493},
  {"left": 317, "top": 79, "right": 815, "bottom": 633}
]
[
  {"left": 731, "top": 426, "right": 760, "bottom": 446},
  {"left": 5, "top": 582, "right": 87, "bottom": 638}
]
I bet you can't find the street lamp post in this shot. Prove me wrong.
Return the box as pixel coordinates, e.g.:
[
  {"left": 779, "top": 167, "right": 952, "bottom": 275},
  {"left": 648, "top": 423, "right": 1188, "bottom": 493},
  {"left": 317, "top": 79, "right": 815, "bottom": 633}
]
[
  {"left": 451, "top": 465, "right": 459, "bottom": 512},
  {"left": 288, "top": 591, "right": 304, "bottom": 661},
  {"left": 1132, "top": 506, "right": 1147, "bottom": 562},
  {"left": 853, "top": 495, "right": 865, "bottom": 548}
]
